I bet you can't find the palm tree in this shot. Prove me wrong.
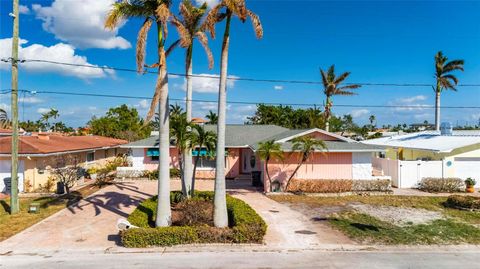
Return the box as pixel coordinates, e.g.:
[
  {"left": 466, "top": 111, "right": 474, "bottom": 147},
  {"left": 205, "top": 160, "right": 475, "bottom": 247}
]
[
  {"left": 40, "top": 112, "right": 51, "bottom": 131},
  {"left": 171, "top": 0, "right": 214, "bottom": 198},
  {"left": 434, "top": 51, "right": 464, "bottom": 130},
  {"left": 170, "top": 111, "right": 194, "bottom": 197},
  {"left": 257, "top": 140, "right": 284, "bottom": 192},
  {"left": 205, "top": 110, "right": 218, "bottom": 124},
  {"left": 320, "top": 65, "right": 361, "bottom": 132},
  {"left": 284, "top": 136, "right": 327, "bottom": 191},
  {"left": 170, "top": 103, "right": 184, "bottom": 117},
  {"left": 369, "top": 115, "right": 376, "bottom": 131},
  {"left": 204, "top": 0, "right": 263, "bottom": 228},
  {"left": 190, "top": 124, "right": 216, "bottom": 195},
  {"left": 49, "top": 108, "right": 59, "bottom": 132},
  {"left": 105, "top": 0, "right": 174, "bottom": 227}
]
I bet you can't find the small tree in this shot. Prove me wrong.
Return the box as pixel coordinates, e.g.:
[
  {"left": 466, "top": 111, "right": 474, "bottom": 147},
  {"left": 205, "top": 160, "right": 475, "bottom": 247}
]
[
  {"left": 257, "top": 140, "right": 284, "bottom": 192},
  {"left": 284, "top": 136, "right": 327, "bottom": 191},
  {"left": 50, "top": 155, "right": 82, "bottom": 194},
  {"left": 190, "top": 124, "right": 216, "bottom": 195}
]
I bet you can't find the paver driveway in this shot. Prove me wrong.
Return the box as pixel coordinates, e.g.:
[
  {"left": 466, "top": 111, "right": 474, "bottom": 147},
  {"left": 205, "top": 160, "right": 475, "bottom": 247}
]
[{"left": 0, "top": 179, "right": 352, "bottom": 254}]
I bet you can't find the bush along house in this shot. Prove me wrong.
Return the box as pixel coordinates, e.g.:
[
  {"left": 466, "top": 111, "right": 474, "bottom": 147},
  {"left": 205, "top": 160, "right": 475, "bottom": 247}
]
[
  {"left": 0, "top": 132, "right": 127, "bottom": 193},
  {"left": 120, "top": 124, "right": 387, "bottom": 192}
]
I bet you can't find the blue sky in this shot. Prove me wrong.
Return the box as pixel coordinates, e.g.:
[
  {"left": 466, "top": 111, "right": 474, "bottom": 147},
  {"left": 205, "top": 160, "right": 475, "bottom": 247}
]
[{"left": 0, "top": 0, "right": 479, "bottom": 127}]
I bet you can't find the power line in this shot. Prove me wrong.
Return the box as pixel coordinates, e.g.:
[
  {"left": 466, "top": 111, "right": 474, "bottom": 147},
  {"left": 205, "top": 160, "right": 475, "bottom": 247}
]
[
  {"left": 6, "top": 89, "right": 480, "bottom": 109},
  {"left": 4, "top": 58, "right": 479, "bottom": 87}
]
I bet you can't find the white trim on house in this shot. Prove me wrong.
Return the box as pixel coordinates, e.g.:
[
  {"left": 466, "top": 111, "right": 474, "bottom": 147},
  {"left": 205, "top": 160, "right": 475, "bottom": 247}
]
[{"left": 275, "top": 128, "right": 354, "bottom": 143}]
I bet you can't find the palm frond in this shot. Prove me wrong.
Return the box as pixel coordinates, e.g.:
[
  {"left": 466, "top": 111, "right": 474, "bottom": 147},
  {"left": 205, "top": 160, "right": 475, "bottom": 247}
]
[
  {"left": 165, "top": 39, "right": 180, "bottom": 57},
  {"left": 442, "top": 74, "right": 459, "bottom": 85},
  {"left": 105, "top": 1, "right": 151, "bottom": 29},
  {"left": 171, "top": 16, "right": 192, "bottom": 47},
  {"left": 195, "top": 32, "right": 214, "bottom": 69},
  {"left": 337, "top": 84, "right": 361, "bottom": 90},
  {"left": 136, "top": 18, "right": 153, "bottom": 73},
  {"left": 156, "top": 3, "right": 171, "bottom": 38},
  {"left": 334, "top": 90, "right": 357, "bottom": 96},
  {"left": 443, "top": 60, "right": 464, "bottom": 73},
  {"left": 203, "top": 3, "right": 224, "bottom": 38},
  {"left": 333, "top": 72, "right": 350, "bottom": 85},
  {"left": 247, "top": 10, "right": 263, "bottom": 39},
  {"left": 320, "top": 69, "right": 328, "bottom": 87}
]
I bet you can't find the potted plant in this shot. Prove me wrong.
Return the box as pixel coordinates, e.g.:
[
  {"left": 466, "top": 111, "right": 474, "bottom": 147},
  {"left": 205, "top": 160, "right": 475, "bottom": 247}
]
[{"left": 465, "top": 178, "right": 476, "bottom": 193}]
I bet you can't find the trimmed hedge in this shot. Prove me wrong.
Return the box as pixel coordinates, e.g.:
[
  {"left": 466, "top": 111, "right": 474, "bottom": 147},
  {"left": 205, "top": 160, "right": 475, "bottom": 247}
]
[
  {"left": 121, "top": 191, "right": 267, "bottom": 247},
  {"left": 286, "top": 179, "right": 391, "bottom": 193},
  {"left": 445, "top": 195, "right": 480, "bottom": 210},
  {"left": 418, "top": 177, "right": 464, "bottom": 193}
]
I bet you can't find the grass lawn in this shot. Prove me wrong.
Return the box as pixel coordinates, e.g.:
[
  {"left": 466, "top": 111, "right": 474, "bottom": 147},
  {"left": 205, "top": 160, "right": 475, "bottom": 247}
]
[
  {"left": 270, "top": 195, "right": 480, "bottom": 245},
  {"left": 0, "top": 184, "right": 103, "bottom": 242}
]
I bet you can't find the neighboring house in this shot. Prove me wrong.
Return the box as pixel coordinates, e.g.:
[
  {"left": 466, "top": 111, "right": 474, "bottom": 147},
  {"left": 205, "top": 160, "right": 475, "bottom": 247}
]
[
  {"left": 0, "top": 133, "right": 127, "bottom": 193},
  {"left": 121, "top": 125, "right": 385, "bottom": 192},
  {"left": 364, "top": 128, "right": 480, "bottom": 188}
]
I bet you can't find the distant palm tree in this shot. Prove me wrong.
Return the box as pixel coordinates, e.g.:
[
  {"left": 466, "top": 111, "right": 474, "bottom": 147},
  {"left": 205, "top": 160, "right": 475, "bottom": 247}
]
[
  {"left": 171, "top": 0, "right": 214, "bottom": 198},
  {"left": 205, "top": 110, "right": 218, "bottom": 124},
  {"left": 434, "top": 51, "right": 464, "bottom": 130},
  {"left": 204, "top": 0, "right": 263, "bottom": 227},
  {"left": 284, "top": 136, "right": 327, "bottom": 191},
  {"left": 170, "top": 111, "right": 194, "bottom": 197},
  {"left": 257, "top": 140, "right": 284, "bottom": 192},
  {"left": 190, "top": 124, "right": 216, "bottom": 195},
  {"left": 170, "top": 104, "right": 184, "bottom": 118},
  {"left": 320, "top": 65, "right": 361, "bottom": 132},
  {"left": 105, "top": 0, "right": 174, "bottom": 227},
  {"left": 369, "top": 115, "right": 376, "bottom": 131}
]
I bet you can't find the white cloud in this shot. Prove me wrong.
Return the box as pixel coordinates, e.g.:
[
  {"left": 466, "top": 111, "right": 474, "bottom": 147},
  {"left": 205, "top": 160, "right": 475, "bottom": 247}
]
[
  {"left": 19, "top": 5, "right": 30, "bottom": 14},
  {"left": 397, "top": 95, "right": 428, "bottom": 103},
  {"left": 179, "top": 74, "right": 239, "bottom": 93},
  {"left": 0, "top": 38, "right": 113, "bottom": 79},
  {"left": 390, "top": 95, "right": 430, "bottom": 112},
  {"left": 32, "top": 0, "right": 131, "bottom": 49},
  {"left": 195, "top": 0, "right": 220, "bottom": 8},
  {"left": 274, "top": 85, "right": 283, "bottom": 90},
  {"left": 350, "top": 109, "right": 370, "bottom": 118},
  {"left": 19, "top": 96, "right": 43, "bottom": 104},
  {"left": 138, "top": 99, "right": 149, "bottom": 109},
  {"left": 37, "top": 107, "right": 51, "bottom": 114}
]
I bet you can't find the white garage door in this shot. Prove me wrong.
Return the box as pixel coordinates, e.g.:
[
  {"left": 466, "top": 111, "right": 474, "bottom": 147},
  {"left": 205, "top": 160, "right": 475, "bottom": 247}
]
[
  {"left": 0, "top": 160, "right": 24, "bottom": 193},
  {"left": 454, "top": 157, "right": 480, "bottom": 185}
]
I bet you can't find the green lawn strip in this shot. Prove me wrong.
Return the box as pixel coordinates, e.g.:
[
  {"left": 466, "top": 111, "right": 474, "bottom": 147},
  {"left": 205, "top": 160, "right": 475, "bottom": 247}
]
[
  {"left": 0, "top": 184, "right": 103, "bottom": 242},
  {"left": 329, "top": 211, "right": 480, "bottom": 245},
  {"left": 269, "top": 195, "right": 480, "bottom": 225}
]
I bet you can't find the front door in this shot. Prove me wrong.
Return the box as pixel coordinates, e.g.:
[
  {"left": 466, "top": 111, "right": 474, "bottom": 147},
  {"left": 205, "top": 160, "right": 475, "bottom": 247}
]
[{"left": 242, "top": 149, "right": 257, "bottom": 173}]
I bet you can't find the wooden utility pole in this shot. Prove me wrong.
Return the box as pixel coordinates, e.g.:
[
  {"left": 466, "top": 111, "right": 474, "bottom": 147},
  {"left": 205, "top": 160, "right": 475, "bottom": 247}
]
[{"left": 10, "top": 0, "right": 20, "bottom": 214}]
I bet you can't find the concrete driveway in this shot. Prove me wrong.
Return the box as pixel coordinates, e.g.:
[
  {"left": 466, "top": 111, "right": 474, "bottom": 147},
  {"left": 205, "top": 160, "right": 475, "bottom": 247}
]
[{"left": 0, "top": 179, "right": 352, "bottom": 254}]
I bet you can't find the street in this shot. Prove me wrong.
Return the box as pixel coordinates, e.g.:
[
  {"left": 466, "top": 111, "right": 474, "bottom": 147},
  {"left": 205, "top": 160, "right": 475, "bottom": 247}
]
[{"left": 1, "top": 249, "right": 479, "bottom": 269}]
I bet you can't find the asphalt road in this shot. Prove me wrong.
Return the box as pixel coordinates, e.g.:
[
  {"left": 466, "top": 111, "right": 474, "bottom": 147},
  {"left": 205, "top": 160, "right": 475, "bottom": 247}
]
[{"left": 1, "top": 250, "right": 479, "bottom": 269}]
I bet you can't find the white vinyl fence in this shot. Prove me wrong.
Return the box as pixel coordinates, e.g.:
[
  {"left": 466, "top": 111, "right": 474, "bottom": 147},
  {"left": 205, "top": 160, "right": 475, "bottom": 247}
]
[{"left": 372, "top": 157, "right": 443, "bottom": 188}]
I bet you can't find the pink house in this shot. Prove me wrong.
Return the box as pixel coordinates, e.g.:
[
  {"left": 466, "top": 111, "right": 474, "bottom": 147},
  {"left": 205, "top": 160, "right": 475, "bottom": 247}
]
[{"left": 121, "top": 125, "right": 384, "bottom": 192}]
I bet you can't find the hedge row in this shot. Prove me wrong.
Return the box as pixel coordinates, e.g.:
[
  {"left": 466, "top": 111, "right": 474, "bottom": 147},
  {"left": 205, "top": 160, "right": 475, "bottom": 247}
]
[
  {"left": 445, "top": 195, "right": 480, "bottom": 210},
  {"left": 286, "top": 179, "right": 391, "bottom": 193},
  {"left": 121, "top": 191, "right": 267, "bottom": 248},
  {"left": 418, "top": 177, "right": 464, "bottom": 193}
]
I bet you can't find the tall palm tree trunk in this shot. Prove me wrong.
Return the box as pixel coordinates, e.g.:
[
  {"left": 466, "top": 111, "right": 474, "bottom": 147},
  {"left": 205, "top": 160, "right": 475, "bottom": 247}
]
[
  {"left": 435, "top": 84, "right": 441, "bottom": 131},
  {"left": 264, "top": 158, "right": 272, "bottom": 192},
  {"left": 155, "top": 24, "right": 172, "bottom": 227},
  {"left": 191, "top": 149, "right": 201, "bottom": 195},
  {"left": 324, "top": 96, "right": 331, "bottom": 132},
  {"left": 183, "top": 48, "right": 193, "bottom": 197},
  {"left": 284, "top": 158, "right": 305, "bottom": 191},
  {"left": 213, "top": 13, "right": 231, "bottom": 228}
]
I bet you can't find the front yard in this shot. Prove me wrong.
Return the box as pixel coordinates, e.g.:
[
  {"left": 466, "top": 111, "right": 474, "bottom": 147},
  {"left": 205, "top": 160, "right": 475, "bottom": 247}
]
[
  {"left": 0, "top": 183, "right": 104, "bottom": 241},
  {"left": 269, "top": 195, "right": 480, "bottom": 245}
]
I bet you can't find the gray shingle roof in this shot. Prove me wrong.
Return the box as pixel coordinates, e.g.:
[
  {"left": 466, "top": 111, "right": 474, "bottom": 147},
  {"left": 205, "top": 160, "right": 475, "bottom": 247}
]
[{"left": 121, "top": 124, "right": 289, "bottom": 148}]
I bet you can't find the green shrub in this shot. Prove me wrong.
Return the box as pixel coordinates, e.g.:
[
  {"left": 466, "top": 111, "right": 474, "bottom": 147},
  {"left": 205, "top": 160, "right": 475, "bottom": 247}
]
[
  {"left": 122, "top": 191, "right": 267, "bottom": 247},
  {"left": 418, "top": 177, "right": 464, "bottom": 193},
  {"left": 465, "top": 178, "right": 477, "bottom": 187},
  {"left": 352, "top": 179, "right": 392, "bottom": 192},
  {"left": 445, "top": 195, "right": 480, "bottom": 210},
  {"left": 142, "top": 168, "right": 181, "bottom": 180},
  {"left": 286, "top": 179, "right": 353, "bottom": 193}
]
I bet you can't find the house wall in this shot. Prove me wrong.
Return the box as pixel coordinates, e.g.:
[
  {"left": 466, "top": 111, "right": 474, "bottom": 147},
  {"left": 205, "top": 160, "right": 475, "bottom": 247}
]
[
  {"left": 3, "top": 148, "right": 126, "bottom": 192},
  {"left": 265, "top": 152, "right": 353, "bottom": 188},
  {"left": 352, "top": 152, "right": 373, "bottom": 179},
  {"left": 306, "top": 132, "right": 339, "bottom": 141},
  {"left": 139, "top": 147, "right": 241, "bottom": 179}
]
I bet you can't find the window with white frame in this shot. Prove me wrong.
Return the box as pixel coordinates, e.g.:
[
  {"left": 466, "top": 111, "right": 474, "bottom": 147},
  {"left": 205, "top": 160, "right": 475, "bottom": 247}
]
[{"left": 86, "top": 152, "right": 95, "bottom": 162}]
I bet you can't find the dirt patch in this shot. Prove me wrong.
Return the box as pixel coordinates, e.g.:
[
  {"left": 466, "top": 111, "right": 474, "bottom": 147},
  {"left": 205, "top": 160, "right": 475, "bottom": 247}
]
[
  {"left": 349, "top": 204, "right": 444, "bottom": 226},
  {"left": 171, "top": 200, "right": 214, "bottom": 226}
]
